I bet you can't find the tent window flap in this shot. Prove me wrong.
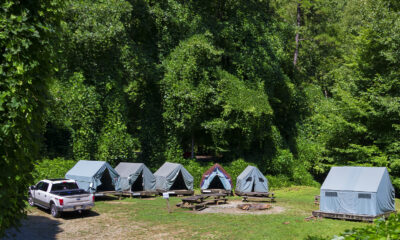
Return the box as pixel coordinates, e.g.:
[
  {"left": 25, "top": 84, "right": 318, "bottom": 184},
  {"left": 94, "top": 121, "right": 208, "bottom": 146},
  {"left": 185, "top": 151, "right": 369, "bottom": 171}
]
[
  {"left": 325, "top": 192, "right": 337, "bottom": 197},
  {"left": 358, "top": 193, "right": 371, "bottom": 199}
]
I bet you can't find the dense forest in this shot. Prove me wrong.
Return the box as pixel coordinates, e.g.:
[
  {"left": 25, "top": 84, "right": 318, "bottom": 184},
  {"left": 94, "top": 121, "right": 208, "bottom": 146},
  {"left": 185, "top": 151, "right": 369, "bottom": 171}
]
[{"left": 1, "top": 0, "right": 400, "bottom": 234}]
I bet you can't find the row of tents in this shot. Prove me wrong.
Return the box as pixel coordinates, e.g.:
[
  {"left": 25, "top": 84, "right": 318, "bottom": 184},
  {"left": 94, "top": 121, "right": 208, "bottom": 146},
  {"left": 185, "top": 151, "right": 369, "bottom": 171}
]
[
  {"left": 65, "top": 161, "right": 268, "bottom": 194},
  {"left": 65, "top": 160, "right": 396, "bottom": 217}
]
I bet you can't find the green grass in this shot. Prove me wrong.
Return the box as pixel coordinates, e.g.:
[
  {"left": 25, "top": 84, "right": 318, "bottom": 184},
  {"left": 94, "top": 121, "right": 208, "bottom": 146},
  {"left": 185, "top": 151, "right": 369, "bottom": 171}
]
[{"left": 91, "top": 186, "right": 400, "bottom": 239}]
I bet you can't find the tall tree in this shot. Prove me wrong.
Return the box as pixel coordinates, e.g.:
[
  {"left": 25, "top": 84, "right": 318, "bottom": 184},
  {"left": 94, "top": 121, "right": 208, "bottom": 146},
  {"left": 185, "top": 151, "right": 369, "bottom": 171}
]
[{"left": 0, "top": 0, "right": 61, "bottom": 236}]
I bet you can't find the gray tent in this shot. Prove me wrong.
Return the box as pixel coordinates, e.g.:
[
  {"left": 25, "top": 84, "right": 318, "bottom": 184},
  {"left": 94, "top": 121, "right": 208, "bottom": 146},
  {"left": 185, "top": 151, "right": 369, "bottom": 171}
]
[
  {"left": 154, "top": 162, "right": 194, "bottom": 191},
  {"left": 235, "top": 166, "right": 268, "bottom": 193},
  {"left": 65, "top": 160, "right": 120, "bottom": 193},
  {"left": 320, "top": 166, "right": 395, "bottom": 216},
  {"left": 115, "top": 162, "right": 156, "bottom": 192}
]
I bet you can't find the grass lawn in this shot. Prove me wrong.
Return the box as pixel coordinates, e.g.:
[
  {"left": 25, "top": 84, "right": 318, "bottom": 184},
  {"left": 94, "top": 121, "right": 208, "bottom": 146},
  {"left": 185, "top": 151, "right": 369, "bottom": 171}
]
[
  {"left": 93, "top": 186, "right": 397, "bottom": 239},
  {"left": 14, "top": 186, "right": 399, "bottom": 240}
]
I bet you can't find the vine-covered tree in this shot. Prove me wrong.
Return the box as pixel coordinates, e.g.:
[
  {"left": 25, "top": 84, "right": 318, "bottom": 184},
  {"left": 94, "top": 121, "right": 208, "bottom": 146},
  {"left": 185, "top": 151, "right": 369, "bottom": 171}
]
[{"left": 0, "top": 0, "right": 61, "bottom": 235}]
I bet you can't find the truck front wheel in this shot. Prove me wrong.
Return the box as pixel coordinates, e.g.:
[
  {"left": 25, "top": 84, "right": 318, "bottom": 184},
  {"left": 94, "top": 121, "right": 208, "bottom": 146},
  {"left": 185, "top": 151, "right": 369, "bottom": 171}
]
[
  {"left": 28, "top": 195, "right": 34, "bottom": 207},
  {"left": 50, "top": 203, "right": 60, "bottom": 218}
]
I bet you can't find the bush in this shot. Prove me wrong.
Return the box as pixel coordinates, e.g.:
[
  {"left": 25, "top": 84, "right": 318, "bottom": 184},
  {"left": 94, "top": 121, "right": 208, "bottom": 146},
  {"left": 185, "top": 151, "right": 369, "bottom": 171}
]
[
  {"left": 305, "top": 213, "right": 400, "bottom": 240},
  {"left": 268, "top": 175, "right": 293, "bottom": 189},
  {"left": 32, "top": 158, "right": 77, "bottom": 184},
  {"left": 182, "top": 160, "right": 212, "bottom": 189},
  {"left": 340, "top": 214, "right": 400, "bottom": 239},
  {"left": 224, "top": 158, "right": 249, "bottom": 188}
]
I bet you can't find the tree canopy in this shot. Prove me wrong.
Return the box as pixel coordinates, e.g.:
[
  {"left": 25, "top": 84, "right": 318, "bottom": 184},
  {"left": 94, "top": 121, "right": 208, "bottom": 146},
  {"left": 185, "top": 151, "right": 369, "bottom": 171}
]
[{"left": 2, "top": 0, "right": 400, "bottom": 235}]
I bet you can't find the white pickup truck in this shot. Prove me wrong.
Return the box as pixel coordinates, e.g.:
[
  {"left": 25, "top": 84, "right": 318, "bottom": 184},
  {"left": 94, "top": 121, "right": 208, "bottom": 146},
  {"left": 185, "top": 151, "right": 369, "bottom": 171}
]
[{"left": 28, "top": 179, "right": 95, "bottom": 218}]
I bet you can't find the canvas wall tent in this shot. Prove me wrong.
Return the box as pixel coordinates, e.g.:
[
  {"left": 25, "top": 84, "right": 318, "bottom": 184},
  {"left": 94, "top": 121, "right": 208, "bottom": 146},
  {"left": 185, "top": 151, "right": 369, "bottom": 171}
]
[
  {"left": 200, "top": 164, "right": 232, "bottom": 191},
  {"left": 65, "top": 160, "right": 120, "bottom": 193},
  {"left": 319, "top": 166, "right": 395, "bottom": 216},
  {"left": 235, "top": 166, "right": 268, "bottom": 193},
  {"left": 115, "top": 162, "right": 156, "bottom": 192},
  {"left": 154, "top": 162, "right": 194, "bottom": 191}
]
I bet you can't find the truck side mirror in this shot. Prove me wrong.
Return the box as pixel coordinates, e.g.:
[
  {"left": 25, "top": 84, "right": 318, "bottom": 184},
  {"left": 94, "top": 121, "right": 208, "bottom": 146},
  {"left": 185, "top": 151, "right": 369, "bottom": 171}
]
[{"left": 30, "top": 185, "right": 36, "bottom": 190}]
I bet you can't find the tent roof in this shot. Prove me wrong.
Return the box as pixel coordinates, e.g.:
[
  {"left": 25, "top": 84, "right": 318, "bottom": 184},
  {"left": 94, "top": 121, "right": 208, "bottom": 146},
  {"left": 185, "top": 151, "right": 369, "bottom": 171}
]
[
  {"left": 154, "top": 162, "right": 183, "bottom": 177},
  {"left": 237, "top": 166, "right": 258, "bottom": 179},
  {"left": 321, "top": 166, "right": 387, "bottom": 192},
  {"left": 66, "top": 160, "right": 108, "bottom": 178},
  {"left": 201, "top": 163, "right": 232, "bottom": 183},
  {"left": 115, "top": 162, "right": 144, "bottom": 178}
]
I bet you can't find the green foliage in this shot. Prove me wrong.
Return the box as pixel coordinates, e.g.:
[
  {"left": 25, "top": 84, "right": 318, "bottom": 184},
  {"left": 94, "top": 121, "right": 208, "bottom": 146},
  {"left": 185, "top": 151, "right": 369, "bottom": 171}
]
[
  {"left": 306, "top": 214, "right": 400, "bottom": 240},
  {"left": 31, "top": 158, "right": 77, "bottom": 183},
  {"left": 97, "top": 96, "right": 139, "bottom": 166},
  {"left": 294, "top": 0, "right": 400, "bottom": 190},
  {"left": 182, "top": 160, "right": 214, "bottom": 189},
  {"left": 224, "top": 159, "right": 249, "bottom": 188},
  {"left": 0, "top": 0, "right": 61, "bottom": 236},
  {"left": 46, "top": 0, "right": 143, "bottom": 165},
  {"left": 49, "top": 72, "right": 101, "bottom": 159},
  {"left": 161, "top": 34, "right": 223, "bottom": 159},
  {"left": 268, "top": 175, "right": 293, "bottom": 189},
  {"left": 340, "top": 214, "right": 400, "bottom": 239}
]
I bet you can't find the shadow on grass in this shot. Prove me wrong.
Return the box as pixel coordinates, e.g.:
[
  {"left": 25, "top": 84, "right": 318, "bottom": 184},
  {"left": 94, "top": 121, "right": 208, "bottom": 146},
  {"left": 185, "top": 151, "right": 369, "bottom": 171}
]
[
  {"left": 94, "top": 195, "right": 121, "bottom": 202},
  {"left": 33, "top": 206, "right": 100, "bottom": 220},
  {"left": 4, "top": 215, "right": 61, "bottom": 240}
]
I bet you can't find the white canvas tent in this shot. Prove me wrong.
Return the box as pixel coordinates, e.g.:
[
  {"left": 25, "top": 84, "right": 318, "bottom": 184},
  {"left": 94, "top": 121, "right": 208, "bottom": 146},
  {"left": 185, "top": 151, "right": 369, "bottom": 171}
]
[
  {"left": 320, "top": 166, "right": 395, "bottom": 216},
  {"left": 235, "top": 166, "right": 268, "bottom": 193},
  {"left": 154, "top": 162, "right": 193, "bottom": 191},
  {"left": 115, "top": 162, "right": 156, "bottom": 192},
  {"left": 65, "top": 160, "right": 120, "bottom": 193}
]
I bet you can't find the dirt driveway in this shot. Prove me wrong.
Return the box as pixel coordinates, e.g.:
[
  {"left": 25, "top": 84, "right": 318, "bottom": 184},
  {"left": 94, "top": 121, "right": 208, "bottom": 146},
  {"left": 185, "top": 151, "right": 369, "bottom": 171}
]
[
  {"left": 4, "top": 203, "right": 183, "bottom": 240},
  {"left": 4, "top": 200, "right": 285, "bottom": 240}
]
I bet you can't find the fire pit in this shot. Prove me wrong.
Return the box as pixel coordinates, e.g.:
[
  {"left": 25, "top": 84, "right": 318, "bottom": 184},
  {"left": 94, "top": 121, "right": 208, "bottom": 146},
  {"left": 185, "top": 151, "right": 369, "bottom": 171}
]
[{"left": 237, "top": 203, "right": 272, "bottom": 211}]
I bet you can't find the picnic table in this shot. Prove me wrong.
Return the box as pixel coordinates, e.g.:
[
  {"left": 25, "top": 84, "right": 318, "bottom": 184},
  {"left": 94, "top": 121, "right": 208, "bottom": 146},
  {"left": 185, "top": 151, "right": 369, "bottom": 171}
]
[
  {"left": 236, "top": 191, "right": 276, "bottom": 203},
  {"left": 176, "top": 193, "right": 228, "bottom": 211}
]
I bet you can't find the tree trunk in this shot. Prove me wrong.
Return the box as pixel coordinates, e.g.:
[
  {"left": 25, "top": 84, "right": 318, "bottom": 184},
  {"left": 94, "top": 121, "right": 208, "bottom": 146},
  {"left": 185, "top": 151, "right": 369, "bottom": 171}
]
[
  {"left": 191, "top": 134, "right": 194, "bottom": 159},
  {"left": 293, "top": 1, "right": 301, "bottom": 66}
]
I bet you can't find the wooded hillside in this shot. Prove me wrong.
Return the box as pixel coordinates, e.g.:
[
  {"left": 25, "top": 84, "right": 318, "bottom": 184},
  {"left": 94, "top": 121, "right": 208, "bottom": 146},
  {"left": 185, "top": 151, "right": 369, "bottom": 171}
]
[{"left": 1, "top": 0, "right": 400, "bottom": 234}]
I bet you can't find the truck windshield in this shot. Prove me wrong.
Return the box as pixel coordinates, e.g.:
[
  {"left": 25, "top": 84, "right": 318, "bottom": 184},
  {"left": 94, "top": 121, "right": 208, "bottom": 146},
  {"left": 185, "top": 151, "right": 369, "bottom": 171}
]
[{"left": 51, "top": 182, "right": 79, "bottom": 191}]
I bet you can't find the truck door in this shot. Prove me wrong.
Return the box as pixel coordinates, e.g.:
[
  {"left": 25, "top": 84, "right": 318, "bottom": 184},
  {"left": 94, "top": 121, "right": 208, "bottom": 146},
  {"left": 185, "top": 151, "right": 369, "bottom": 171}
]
[
  {"left": 33, "top": 182, "right": 43, "bottom": 205},
  {"left": 36, "top": 182, "right": 50, "bottom": 208}
]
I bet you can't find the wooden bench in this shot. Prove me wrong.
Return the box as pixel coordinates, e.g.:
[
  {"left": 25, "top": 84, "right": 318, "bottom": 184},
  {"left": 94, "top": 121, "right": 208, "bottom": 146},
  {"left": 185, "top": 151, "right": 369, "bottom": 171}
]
[
  {"left": 201, "top": 189, "right": 232, "bottom": 196},
  {"left": 177, "top": 193, "right": 228, "bottom": 211},
  {"left": 237, "top": 192, "right": 276, "bottom": 203},
  {"left": 157, "top": 189, "right": 195, "bottom": 196}
]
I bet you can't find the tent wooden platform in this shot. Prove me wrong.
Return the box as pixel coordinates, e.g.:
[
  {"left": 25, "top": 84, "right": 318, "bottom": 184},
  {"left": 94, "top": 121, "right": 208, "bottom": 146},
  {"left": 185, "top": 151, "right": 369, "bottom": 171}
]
[
  {"left": 312, "top": 210, "right": 397, "bottom": 222},
  {"left": 235, "top": 191, "right": 275, "bottom": 202},
  {"left": 120, "top": 190, "right": 159, "bottom": 198},
  {"left": 157, "top": 189, "right": 194, "bottom": 196},
  {"left": 201, "top": 189, "right": 232, "bottom": 196},
  {"left": 94, "top": 191, "right": 123, "bottom": 199}
]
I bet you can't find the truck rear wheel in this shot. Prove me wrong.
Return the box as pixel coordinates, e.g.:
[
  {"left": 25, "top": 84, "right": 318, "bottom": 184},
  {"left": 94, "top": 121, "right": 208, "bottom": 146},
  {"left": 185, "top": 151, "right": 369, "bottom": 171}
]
[{"left": 50, "top": 203, "right": 60, "bottom": 218}]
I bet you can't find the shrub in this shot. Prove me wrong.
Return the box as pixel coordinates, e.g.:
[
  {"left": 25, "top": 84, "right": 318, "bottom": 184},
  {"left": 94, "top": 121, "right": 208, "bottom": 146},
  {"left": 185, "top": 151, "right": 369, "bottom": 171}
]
[
  {"left": 305, "top": 213, "right": 400, "bottom": 240},
  {"left": 268, "top": 175, "right": 293, "bottom": 189},
  {"left": 224, "top": 158, "right": 249, "bottom": 189},
  {"left": 340, "top": 214, "right": 400, "bottom": 239},
  {"left": 182, "top": 160, "right": 213, "bottom": 189},
  {"left": 32, "top": 158, "right": 77, "bottom": 184}
]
